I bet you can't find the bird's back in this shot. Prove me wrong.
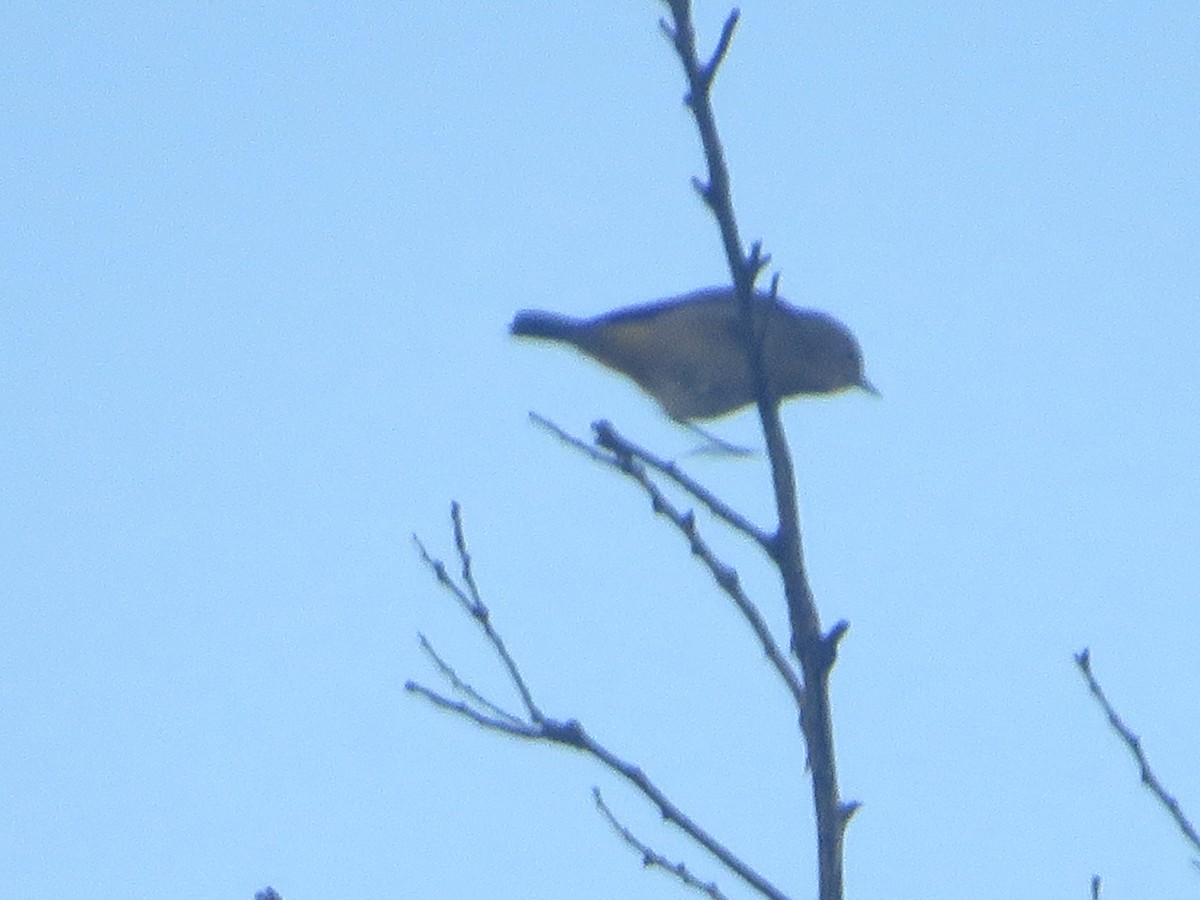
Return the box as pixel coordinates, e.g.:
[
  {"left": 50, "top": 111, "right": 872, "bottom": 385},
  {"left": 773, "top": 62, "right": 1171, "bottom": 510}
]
[{"left": 511, "top": 288, "right": 871, "bottom": 420}]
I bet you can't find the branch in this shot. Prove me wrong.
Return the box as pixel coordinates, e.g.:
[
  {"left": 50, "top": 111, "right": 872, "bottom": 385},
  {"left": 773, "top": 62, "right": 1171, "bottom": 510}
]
[
  {"left": 659, "top": 4, "right": 760, "bottom": 294},
  {"left": 594, "top": 788, "right": 730, "bottom": 900},
  {"left": 547, "top": 718, "right": 790, "bottom": 900},
  {"left": 414, "top": 503, "right": 542, "bottom": 722},
  {"left": 1075, "top": 648, "right": 1200, "bottom": 858},
  {"left": 409, "top": 505, "right": 787, "bottom": 900},
  {"left": 532, "top": 413, "right": 805, "bottom": 709},
  {"left": 592, "top": 419, "right": 774, "bottom": 550},
  {"left": 532, "top": 412, "right": 769, "bottom": 548},
  {"left": 406, "top": 677, "right": 539, "bottom": 739},
  {"left": 659, "top": 4, "right": 851, "bottom": 898},
  {"left": 416, "top": 633, "right": 527, "bottom": 729}
]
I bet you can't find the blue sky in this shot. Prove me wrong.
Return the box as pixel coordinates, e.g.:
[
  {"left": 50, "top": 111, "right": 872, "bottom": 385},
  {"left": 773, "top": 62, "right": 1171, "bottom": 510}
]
[{"left": 3, "top": 2, "right": 1198, "bottom": 898}]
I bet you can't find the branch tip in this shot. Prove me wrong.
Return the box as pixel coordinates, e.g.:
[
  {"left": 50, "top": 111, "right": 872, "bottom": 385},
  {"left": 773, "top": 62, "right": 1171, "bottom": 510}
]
[
  {"left": 701, "top": 8, "right": 740, "bottom": 87},
  {"left": 840, "top": 800, "right": 862, "bottom": 825},
  {"left": 827, "top": 619, "right": 851, "bottom": 647}
]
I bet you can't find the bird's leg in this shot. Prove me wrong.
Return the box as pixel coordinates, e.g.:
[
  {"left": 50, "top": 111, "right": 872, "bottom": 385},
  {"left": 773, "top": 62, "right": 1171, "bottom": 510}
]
[{"left": 681, "top": 422, "right": 756, "bottom": 458}]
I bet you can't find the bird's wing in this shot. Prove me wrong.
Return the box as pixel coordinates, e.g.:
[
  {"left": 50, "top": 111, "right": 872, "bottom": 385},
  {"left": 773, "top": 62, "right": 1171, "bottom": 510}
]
[{"left": 574, "top": 297, "right": 755, "bottom": 420}]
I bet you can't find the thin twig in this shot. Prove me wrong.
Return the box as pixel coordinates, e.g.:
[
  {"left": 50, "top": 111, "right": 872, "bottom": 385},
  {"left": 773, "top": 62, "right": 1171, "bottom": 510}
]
[
  {"left": 409, "top": 677, "right": 789, "bottom": 899},
  {"left": 1075, "top": 648, "right": 1200, "bottom": 857},
  {"left": 533, "top": 414, "right": 804, "bottom": 709},
  {"left": 594, "top": 788, "right": 729, "bottom": 900},
  {"left": 415, "top": 514, "right": 543, "bottom": 722},
  {"left": 702, "top": 9, "right": 740, "bottom": 86},
  {"left": 413, "top": 535, "right": 477, "bottom": 617},
  {"left": 530, "top": 411, "right": 614, "bottom": 464},
  {"left": 417, "top": 633, "right": 525, "bottom": 728},
  {"left": 411, "top": 506, "right": 787, "bottom": 899},
  {"left": 592, "top": 420, "right": 774, "bottom": 550},
  {"left": 531, "top": 413, "right": 768, "bottom": 550},
  {"left": 451, "top": 501, "right": 482, "bottom": 606},
  {"left": 545, "top": 718, "right": 789, "bottom": 900}
]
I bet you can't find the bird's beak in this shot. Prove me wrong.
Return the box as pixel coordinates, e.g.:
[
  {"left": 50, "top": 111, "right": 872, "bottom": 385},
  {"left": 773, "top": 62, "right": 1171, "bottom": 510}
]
[{"left": 859, "top": 376, "right": 881, "bottom": 397}]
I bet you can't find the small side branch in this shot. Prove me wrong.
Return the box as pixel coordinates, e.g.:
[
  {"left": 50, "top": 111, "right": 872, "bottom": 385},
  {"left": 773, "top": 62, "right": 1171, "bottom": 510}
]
[
  {"left": 1075, "top": 648, "right": 1200, "bottom": 858},
  {"left": 659, "top": 3, "right": 754, "bottom": 293},
  {"left": 533, "top": 414, "right": 804, "bottom": 709},
  {"left": 416, "top": 633, "right": 527, "bottom": 729},
  {"left": 410, "top": 506, "right": 788, "bottom": 900},
  {"left": 594, "top": 788, "right": 729, "bottom": 900},
  {"left": 591, "top": 419, "right": 773, "bottom": 550},
  {"left": 546, "top": 719, "right": 790, "bottom": 900},
  {"left": 533, "top": 412, "right": 768, "bottom": 547},
  {"left": 415, "top": 505, "right": 543, "bottom": 722}
]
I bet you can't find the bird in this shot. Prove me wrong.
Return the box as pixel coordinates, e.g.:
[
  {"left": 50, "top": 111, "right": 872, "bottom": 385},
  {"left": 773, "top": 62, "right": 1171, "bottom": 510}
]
[{"left": 510, "top": 287, "right": 876, "bottom": 422}]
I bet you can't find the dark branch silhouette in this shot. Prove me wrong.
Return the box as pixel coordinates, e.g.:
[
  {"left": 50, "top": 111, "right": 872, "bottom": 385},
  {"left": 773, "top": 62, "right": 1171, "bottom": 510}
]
[
  {"left": 532, "top": 413, "right": 804, "bottom": 708},
  {"left": 1076, "top": 648, "right": 1200, "bottom": 861},
  {"left": 408, "top": 505, "right": 788, "bottom": 900},
  {"left": 660, "top": 4, "right": 853, "bottom": 897},
  {"left": 594, "top": 787, "right": 730, "bottom": 900}
]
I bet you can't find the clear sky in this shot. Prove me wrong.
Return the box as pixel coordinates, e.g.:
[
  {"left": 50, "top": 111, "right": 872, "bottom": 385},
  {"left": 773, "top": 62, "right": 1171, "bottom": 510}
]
[{"left": 3, "top": 3, "right": 1198, "bottom": 898}]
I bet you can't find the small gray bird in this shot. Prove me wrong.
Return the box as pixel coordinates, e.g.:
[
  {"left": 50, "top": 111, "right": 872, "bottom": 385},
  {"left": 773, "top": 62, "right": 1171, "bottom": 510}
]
[{"left": 511, "top": 287, "right": 876, "bottom": 421}]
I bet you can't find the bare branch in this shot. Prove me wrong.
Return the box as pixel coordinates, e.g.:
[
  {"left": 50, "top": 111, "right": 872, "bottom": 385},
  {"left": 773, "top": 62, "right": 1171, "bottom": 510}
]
[
  {"left": 591, "top": 420, "right": 773, "bottom": 550},
  {"left": 417, "top": 633, "right": 526, "bottom": 728},
  {"left": 594, "top": 788, "right": 730, "bottom": 900},
  {"left": 661, "top": 1, "right": 754, "bottom": 299},
  {"left": 412, "top": 505, "right": 786, "bottom": 899},
  {"left": 408, "top": 686, "right": 787, "bottom": 898},
  {"left": 659, "top": 4, "right": 851, "bottom": 897},
  {"left": 530, "top": 411, "right": 614, "bottom": 464},
  {"left": 701, "top": 9, "right": 741, "bottom": 88},
  {"left": 451, "top": 501, "right": 482, "bottom": 606},
  {"left": 415, "top": 514, "right": 543, "bottom": 722},
  {"left": 413, "top": 534, "right": 477, "bottom": 617},
  {"left": 1075, "top": 649, "right": 1200, "bottom": 858},
  {"left": 532, "top": 414, "right": 804, "bottom": 709},
  {"left": 543, "top": 718, "right": 790, "bottom": 900},
  {"left": 406, "top": 680, "right": 542, "bottom": 738}
]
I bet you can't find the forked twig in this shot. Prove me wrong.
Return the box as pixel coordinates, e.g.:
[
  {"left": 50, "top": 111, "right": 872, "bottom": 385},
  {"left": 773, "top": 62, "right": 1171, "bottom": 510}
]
[
  {"left": 415, "top": 506, "right": 542, "bottom": 722},
  {"left": 532, "top": 414, "right": 805, "bottom": 709},
  {"left": 594, "top": 788, "right": 730, "bottom": 899},
  {"left": 409, "top": 506, "right": 788, "bottom": 900},
  {"left": 591, "top": 420, "right": 774, "bottom": 550}
]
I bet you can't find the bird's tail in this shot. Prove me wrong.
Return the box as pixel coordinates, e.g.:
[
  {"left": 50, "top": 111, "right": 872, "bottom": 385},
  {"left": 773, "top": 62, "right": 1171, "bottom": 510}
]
[{"left": 509, "top": 310, "right": 582, "bottom": 341}]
